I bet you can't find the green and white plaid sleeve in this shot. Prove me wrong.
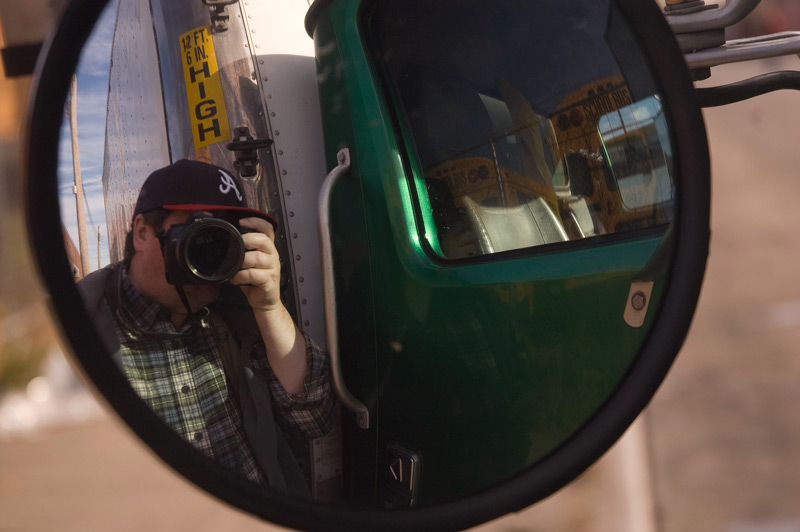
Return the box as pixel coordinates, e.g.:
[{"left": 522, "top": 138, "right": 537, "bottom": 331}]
[{"left": 253, "top": 332, "right": 335, "bottom": 440}]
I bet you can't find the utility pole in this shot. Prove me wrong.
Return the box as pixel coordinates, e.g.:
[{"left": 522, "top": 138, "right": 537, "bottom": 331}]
[{"left": 68, "top": 74, "right": 91, "bottom": 276}]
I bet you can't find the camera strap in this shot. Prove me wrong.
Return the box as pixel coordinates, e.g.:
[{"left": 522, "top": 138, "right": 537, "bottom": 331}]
[
  {"left": 155, "top": 228, "right": 201, "bottom": 317},
  {"left": 175, "top": 285, "right": 195, "bottom": 317}
]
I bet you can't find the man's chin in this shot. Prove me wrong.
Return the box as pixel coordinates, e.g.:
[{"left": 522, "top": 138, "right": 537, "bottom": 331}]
[{"left": 182, "top": 284, "right": 222, "bottom": 308}]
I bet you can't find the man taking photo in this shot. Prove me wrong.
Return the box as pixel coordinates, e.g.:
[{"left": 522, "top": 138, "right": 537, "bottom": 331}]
[{"left": 79, "top": 159, "right": 334, "bottom": 496}]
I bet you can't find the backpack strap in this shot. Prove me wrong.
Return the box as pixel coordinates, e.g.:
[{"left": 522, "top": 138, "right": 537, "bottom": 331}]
[{"left": 209, "top": 310, "right": 310, "bottom": 497}]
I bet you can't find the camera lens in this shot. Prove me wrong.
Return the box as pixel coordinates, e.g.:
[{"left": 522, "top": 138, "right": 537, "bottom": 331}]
[{"left": 182, "top": 220, "right": 244, "bottom": 282}]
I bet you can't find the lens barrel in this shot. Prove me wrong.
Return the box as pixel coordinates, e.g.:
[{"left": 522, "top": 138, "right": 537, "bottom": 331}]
[{"left": 163, "top": 214, "right": 246, "bottom": 285}]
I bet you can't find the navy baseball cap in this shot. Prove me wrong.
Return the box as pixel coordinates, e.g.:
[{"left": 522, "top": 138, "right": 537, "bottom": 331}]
[{"left": 132, "top": 159, "right": 278, "bottom": 229}]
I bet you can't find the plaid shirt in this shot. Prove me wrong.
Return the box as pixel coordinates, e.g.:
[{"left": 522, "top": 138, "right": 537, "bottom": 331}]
[{"left": 113, "top": 266, "right": 334, "bottom": 484}]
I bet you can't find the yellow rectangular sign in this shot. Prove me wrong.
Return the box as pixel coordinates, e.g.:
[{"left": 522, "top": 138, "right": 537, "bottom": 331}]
[{"left": 179, "top": 26, "right": 231, "bottom": 149}]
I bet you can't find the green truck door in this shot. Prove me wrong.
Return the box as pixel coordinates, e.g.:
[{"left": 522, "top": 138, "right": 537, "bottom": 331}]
[{"left": 310, "top": 0, "right": 709, "bottom": 507}]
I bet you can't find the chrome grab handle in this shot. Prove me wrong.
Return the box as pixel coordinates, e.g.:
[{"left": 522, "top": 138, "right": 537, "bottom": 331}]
[
  {"left": 684, "top": 32, "right": 800, "bottom": 69},
  {"left": 665, "top": 0, "right": 760, "bottom": 34},
  {"left": 318, "top": 148, "right": 369, "bottom": 429}
]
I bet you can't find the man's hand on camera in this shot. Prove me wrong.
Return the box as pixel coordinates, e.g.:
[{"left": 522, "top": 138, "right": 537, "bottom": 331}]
[
  {"left": 230, "top": 216, "right": 308, "bottom": 394},
  {"left": 230, "top": 217, "right": 282, "bottom": 313}
]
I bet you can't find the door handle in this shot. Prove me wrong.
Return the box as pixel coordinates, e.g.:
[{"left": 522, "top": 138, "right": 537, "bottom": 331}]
[{"left": 318, "top": 148, "right": 370, "bottom": 429}]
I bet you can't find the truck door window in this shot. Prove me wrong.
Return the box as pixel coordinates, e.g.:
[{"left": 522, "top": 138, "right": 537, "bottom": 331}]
[{"left": 364, "top": 0, "right": 675, "bottom": 259}]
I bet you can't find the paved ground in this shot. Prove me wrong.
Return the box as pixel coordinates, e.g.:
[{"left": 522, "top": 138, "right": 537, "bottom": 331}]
[
  {"left": 645, "top": 58, "right": 800, "bottom": 532},
  {"left": 2, "top": 58, "right": 800, "bottom": 532}
]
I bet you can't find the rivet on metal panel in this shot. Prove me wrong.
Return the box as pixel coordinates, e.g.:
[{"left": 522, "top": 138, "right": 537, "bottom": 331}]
[
  {"left": 285, "top": 190, "right": 291, "bottom": 196},
  {"left": 631, "top": 291, "right": 647, "bottom": 311},
  {"left": 275, "top": 130, "right": 280, "bottom": 135},
  {"left": 302, "top": 299, "right": 307, "bottom": 305},
  {"left": 295, "top": 255, "right": 301, "bottom": 260},
  {"left": 282, "top": 169, "right": 287, "bottom": 175},
  {"left": 304, "top": 321, "right": 310, "bottom": 326},
  {"left": 624, "top": 280, "right": 655, "bottom": 328},
  {"left": 299, "top": 277, "right": 304, "bottom": 283},
  {"left": 289, "top": 212, "right": 294, "bottom": 217},
  {"left": 292, "top": 233, "right": 298, "bottom": 239}
]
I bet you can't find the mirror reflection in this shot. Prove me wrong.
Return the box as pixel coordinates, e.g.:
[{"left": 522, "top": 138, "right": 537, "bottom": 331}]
[
  {"left": 57, "top": 0, "right": 681, "bottom": 509},
  {"left": 60, "top": 0, "right": 339, "bottom": 501},
  {"left": 365, "top": 0, "right": 675, "bottom": 258}
]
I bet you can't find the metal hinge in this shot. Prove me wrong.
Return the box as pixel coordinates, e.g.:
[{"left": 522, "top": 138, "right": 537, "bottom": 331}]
[
  {"left": 203, "top": 0, "right": 237, "bottom": 32},
  {"left": 226, "top": 126, "right": 273, "bottom": 178}
]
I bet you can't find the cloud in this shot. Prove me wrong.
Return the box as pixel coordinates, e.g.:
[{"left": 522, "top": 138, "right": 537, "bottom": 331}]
[{"left": 75, "top": 0, "right": 119, "bottom": 79}]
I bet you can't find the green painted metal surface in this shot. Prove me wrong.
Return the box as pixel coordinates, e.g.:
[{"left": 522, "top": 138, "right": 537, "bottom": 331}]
[{"left": 311, "top": 0, "right": 670, "bottom": 505}]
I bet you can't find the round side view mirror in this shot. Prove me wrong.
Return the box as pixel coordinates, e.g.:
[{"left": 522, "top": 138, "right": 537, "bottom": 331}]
[{"left": 24, "top": 0, "right": 710, "bottom": 530}]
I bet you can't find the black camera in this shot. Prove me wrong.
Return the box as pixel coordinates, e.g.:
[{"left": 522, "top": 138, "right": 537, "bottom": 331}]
[{"left": 160, "top": 211, "right": 248, "bottom": 285}]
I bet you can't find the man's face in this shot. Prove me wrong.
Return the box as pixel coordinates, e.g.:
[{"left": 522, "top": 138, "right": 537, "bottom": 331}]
[{"left": 130, "top": 210, "right": 222, "bottom": 317}]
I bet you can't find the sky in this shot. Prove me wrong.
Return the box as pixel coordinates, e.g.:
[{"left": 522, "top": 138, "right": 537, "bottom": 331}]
[{"left": 57, "top": 0, "right": 118, "bottom": 271}]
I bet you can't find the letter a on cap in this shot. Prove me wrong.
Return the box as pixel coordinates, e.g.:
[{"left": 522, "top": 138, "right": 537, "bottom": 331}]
[{"left": 218, "top": 169, "right": 243, "bottom": 201}]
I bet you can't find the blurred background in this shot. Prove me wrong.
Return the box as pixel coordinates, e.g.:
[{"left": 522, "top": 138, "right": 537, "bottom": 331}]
[{"left": 1, "top": 1, "right": 800, "bottom": 531}]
